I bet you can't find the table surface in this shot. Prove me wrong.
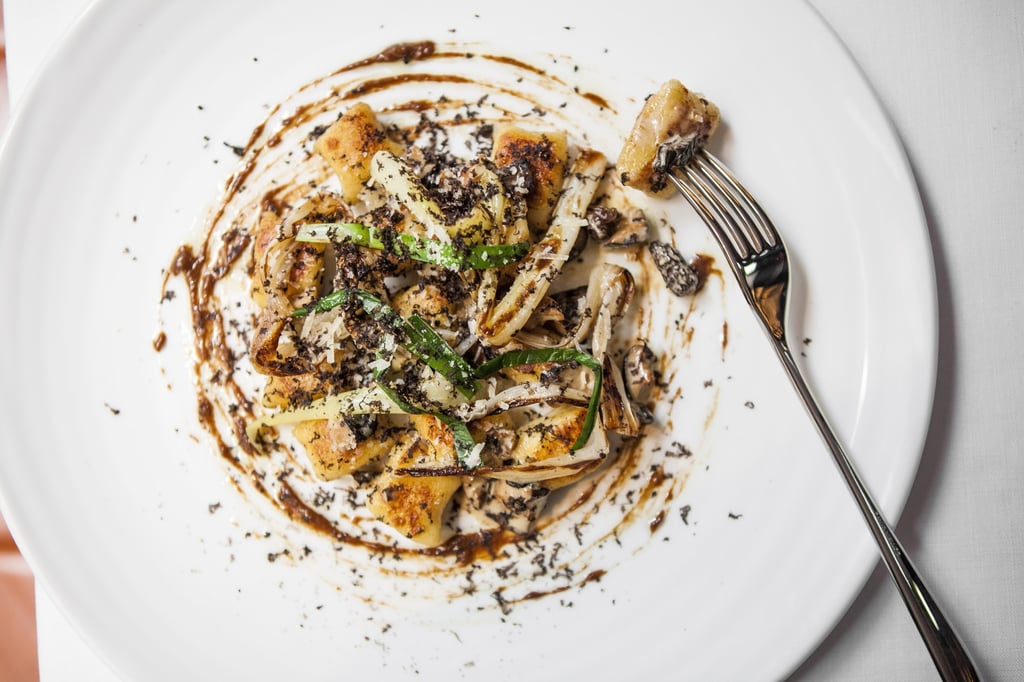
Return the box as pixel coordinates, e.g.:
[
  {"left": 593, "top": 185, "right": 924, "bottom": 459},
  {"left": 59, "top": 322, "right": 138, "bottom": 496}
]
[{"left": 3, "top": 1, "right": 1023, "bottom": 680}]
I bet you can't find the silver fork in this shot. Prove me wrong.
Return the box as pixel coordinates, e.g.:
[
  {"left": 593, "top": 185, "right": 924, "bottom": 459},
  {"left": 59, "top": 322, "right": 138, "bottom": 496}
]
[{"left": 666, "top": 150, "right": 979, "bottom": 681}]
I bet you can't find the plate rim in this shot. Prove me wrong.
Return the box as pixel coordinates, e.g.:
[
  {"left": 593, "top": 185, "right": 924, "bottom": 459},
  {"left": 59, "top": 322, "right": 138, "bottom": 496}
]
[{"left": 0, "top": 0, "right": 938, "bottom": 679}]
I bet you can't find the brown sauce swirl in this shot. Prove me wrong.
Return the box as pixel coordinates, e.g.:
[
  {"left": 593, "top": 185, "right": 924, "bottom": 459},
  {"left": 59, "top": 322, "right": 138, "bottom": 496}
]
[{"left": 158, "top": 40, "right": 714, "bottom": 610}]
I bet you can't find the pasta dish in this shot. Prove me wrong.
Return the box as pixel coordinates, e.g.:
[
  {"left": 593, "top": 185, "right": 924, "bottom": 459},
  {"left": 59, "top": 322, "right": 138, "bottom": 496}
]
[{"left": 163, "top": 42, "right": 719, "bottom": 600}]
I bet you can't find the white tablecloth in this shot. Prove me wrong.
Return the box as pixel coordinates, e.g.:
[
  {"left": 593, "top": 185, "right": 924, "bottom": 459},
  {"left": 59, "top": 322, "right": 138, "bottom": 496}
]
[{"left": 4, "top": 1, "right": 1022, "bottom": 679}]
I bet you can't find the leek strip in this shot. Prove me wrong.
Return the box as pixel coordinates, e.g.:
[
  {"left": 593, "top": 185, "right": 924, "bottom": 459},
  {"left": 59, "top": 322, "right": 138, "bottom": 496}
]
[
  {"left": 476, "top": 150, "right": 607, "bottom": 346},
  {"left": 370, "top": 150, "right": 492, "bottom": 241},
  {"left": 293, "top": 288, "right": 478, "bottom": 399},
  {"left": 245, "top": 385, "right": 400, "bottom": 445},
  {"left": 453, "top": 382, "right": 590, "bottom": 421},
  {"left": 474, "top": 348, "right": 603, "bottom": 451},
  {"left": 297, "top": 222, "right": 528, "bottom": 271}
]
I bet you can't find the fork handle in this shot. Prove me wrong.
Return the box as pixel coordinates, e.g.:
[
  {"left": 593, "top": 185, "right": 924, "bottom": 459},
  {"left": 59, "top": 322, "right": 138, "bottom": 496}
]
[{"left": 773, "top": 341, "right": 980, "bottom": 681}]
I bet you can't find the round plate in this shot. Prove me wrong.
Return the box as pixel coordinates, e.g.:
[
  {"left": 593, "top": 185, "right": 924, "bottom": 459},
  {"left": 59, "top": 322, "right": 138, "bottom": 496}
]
[{"left": 0, "top": 1, "right": 934, "bottom": 680}]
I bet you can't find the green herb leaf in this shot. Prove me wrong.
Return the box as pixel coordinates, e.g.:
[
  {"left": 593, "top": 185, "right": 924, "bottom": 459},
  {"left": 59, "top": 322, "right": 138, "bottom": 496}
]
[
  {"left": 403, "top": 314, "right": 478, "bottom": 399},
  {"left": 291, "top": 287, "right": 350, "bottom": 317},
  {"left": 297, "top": 222, "right": 528, "bottom": 271},
  {"left": 293, "top": 288, "right": 478, "bottom": 399},
  {"left": 375, "top": 381, "right": 478, "bottom": 467},
  {"left": 474, "top": 348, "right": 603, "bottom": 451}
]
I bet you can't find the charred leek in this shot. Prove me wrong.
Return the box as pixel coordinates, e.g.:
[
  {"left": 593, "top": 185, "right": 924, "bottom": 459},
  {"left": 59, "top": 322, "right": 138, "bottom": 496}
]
[
  {"left": 474, "top": 348, "right": 603, "bottom": 451},
  {"left": 244, "top": 385, "right": 402, "bottom": 445}
]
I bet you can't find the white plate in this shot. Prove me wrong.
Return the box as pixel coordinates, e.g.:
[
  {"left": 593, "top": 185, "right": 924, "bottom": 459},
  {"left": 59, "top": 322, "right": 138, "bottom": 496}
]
[{"left": 0, "top": 1, "right": 934, "bottom": 680}]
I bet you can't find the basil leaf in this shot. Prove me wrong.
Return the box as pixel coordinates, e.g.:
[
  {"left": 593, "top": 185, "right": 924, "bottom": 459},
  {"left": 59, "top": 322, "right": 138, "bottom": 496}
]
[
  {"left": 475, "top": 348, "right": 603, "bottom": 451},
  {"left": 375, "top": 381, "right": 478, "bottom": 467},
  {"left": 297, "top": 221, "right": 528, "bottom": 271}
]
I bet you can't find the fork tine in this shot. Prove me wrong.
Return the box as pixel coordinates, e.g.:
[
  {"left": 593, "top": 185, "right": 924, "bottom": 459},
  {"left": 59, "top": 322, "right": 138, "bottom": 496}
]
[
  {"left": 680, "top": 164, "right": 755, "bottom": 260},
  {"left": 699, "top": 152, "right": 779, "bottom": 249},
  {"left": 666, "top": 170, "right": 745, "bottom": 264},
  {"left": 668, "top": 148, "right": 980, "bottom": 682},
  {"left": 689, "top": 156, "right": 765, "bottom": 255}
]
